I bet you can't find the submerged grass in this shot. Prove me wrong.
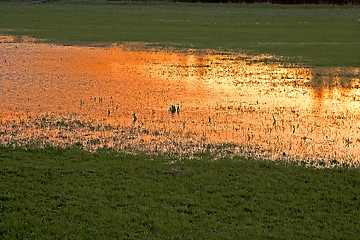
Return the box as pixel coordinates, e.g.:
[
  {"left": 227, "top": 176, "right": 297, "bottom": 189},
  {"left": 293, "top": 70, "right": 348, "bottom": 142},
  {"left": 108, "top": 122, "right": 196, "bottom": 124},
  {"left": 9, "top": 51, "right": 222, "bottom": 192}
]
[
  {"left": 1, "top": 146, "right": 360, "bottom": 239},
  {"left": 0, "top": 1, "right": 359, "bottom": 66}
]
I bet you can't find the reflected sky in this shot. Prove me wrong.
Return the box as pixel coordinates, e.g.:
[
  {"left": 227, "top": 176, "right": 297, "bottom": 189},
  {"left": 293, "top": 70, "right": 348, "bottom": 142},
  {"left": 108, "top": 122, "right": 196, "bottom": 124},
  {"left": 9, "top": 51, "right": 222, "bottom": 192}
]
[{"left": 1, "top": 39, "right": 360, "bottom": 167}]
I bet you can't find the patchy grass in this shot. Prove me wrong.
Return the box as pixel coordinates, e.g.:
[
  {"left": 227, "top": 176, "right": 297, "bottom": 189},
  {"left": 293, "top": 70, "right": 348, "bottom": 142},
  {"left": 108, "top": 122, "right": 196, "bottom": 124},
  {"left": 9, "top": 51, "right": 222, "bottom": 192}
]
[
  {"left": 1, "top": 146, "right": 359, "bottom": 239},
  {"left": 0, "top": 1, "right": 359, "bottom": 66}
]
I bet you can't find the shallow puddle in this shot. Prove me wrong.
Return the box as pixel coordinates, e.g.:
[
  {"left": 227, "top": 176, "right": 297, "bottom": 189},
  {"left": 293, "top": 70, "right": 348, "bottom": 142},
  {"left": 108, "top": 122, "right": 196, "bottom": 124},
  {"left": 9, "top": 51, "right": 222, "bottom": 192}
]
[{"left": 1, "top": 38, "right": 360, "bottom": 167}]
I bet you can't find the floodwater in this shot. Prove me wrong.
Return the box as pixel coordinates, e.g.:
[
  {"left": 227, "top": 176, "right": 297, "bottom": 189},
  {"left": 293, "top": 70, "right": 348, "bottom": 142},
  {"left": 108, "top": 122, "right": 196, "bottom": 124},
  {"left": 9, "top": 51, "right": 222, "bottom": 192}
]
[{"left": 1, "top": 35, "right": 360, "bottom": 167}]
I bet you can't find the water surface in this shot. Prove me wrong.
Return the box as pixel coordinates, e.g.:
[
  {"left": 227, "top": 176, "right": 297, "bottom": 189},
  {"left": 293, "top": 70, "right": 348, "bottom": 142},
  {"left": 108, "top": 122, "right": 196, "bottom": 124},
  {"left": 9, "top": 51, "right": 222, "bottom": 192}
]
[{"left": 1, "top": 37, "right": 360, "bottom": 167}]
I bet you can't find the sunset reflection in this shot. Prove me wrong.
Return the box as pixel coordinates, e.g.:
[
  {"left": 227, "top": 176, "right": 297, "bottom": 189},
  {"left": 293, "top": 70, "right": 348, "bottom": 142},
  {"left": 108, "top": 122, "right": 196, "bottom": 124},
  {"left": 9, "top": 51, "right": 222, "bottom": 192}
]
[{"left": 1, "top": 39, "right": 360, "bottom": 167}]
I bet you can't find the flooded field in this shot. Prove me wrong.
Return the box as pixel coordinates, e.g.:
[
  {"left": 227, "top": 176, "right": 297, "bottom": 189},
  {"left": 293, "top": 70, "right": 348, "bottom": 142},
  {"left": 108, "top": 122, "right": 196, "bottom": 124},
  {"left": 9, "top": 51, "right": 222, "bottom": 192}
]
[{"left": 1, "top": 36, "right": 360, "bottom": 167}]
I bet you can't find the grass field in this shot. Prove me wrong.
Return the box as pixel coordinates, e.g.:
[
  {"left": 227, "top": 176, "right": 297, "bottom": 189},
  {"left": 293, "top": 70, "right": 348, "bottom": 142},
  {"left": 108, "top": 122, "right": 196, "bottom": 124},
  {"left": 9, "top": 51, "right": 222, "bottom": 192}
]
[
  {"left": 0, "top": 1, "right": 359, "bottom": 66},
  {"left": 1, "top": 1, "right": 360, "bottom": 238},
  {"left": 1, "top": 146, "right": 360, "bottom": 239}
]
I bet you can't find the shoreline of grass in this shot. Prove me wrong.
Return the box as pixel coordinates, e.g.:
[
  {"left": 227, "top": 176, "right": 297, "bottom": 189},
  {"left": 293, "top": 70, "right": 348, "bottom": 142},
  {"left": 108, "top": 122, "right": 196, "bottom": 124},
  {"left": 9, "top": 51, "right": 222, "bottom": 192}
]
[
  {"left": 1, "top": 146, "right": 359, "bottom": 239},
  {"left": 0, "top": 1, "right": 359, "bottom": 67}
]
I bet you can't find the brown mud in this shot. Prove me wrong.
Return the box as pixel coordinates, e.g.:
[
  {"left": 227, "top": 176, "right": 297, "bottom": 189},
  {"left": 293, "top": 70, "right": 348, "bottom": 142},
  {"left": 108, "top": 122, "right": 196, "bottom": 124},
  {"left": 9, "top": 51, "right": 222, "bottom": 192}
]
[{"left": 1, "top": 36, "right": 360, "bottom": 167}]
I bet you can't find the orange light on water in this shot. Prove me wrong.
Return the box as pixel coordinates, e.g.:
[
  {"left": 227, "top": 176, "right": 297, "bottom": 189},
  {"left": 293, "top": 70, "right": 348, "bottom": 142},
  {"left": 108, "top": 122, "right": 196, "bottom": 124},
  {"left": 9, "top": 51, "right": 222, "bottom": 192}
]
[{"left": 1, "top": 40, "right": 360, "bottom": 167}]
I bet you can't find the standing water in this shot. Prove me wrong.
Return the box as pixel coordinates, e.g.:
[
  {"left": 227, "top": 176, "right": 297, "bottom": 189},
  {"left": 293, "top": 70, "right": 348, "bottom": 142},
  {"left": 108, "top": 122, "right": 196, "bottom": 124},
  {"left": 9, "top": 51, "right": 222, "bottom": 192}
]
[{"left": 1, "top": 36, "right": 360, "bottom": 167}]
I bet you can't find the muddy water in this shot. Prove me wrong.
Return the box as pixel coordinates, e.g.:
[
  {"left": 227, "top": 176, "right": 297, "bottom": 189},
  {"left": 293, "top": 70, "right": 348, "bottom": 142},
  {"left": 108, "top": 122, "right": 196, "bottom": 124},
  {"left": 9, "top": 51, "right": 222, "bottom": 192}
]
[{"left": 1, "top": 39, "right": 360, "bottom": 167}]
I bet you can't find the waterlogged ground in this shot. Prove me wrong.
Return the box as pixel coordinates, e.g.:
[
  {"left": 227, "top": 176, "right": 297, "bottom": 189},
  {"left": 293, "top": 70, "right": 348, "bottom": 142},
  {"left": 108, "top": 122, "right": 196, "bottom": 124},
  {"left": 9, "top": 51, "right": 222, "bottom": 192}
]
[{"left": 1, "top": 35, "right": 360, "bottom": 167}]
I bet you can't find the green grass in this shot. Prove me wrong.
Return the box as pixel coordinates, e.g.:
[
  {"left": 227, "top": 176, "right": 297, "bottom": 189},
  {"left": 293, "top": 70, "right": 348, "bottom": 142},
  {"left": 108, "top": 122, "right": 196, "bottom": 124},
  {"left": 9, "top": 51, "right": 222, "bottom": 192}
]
[
  {"left": 1, "top": 2, "right": 360, "bottom": 238},
  {"left": 0, "top": 1, "right": 359, "bottom": 66},
  {"left": 1, "top": 146, "right": 359, "bottom": 239}
]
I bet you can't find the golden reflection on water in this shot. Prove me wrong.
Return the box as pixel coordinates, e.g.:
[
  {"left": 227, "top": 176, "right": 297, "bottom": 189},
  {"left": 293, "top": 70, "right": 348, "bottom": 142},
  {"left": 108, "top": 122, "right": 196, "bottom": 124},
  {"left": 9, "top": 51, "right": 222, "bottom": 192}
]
[{"left": 1, "top": 40, "right": 360, "bottom": 167}]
